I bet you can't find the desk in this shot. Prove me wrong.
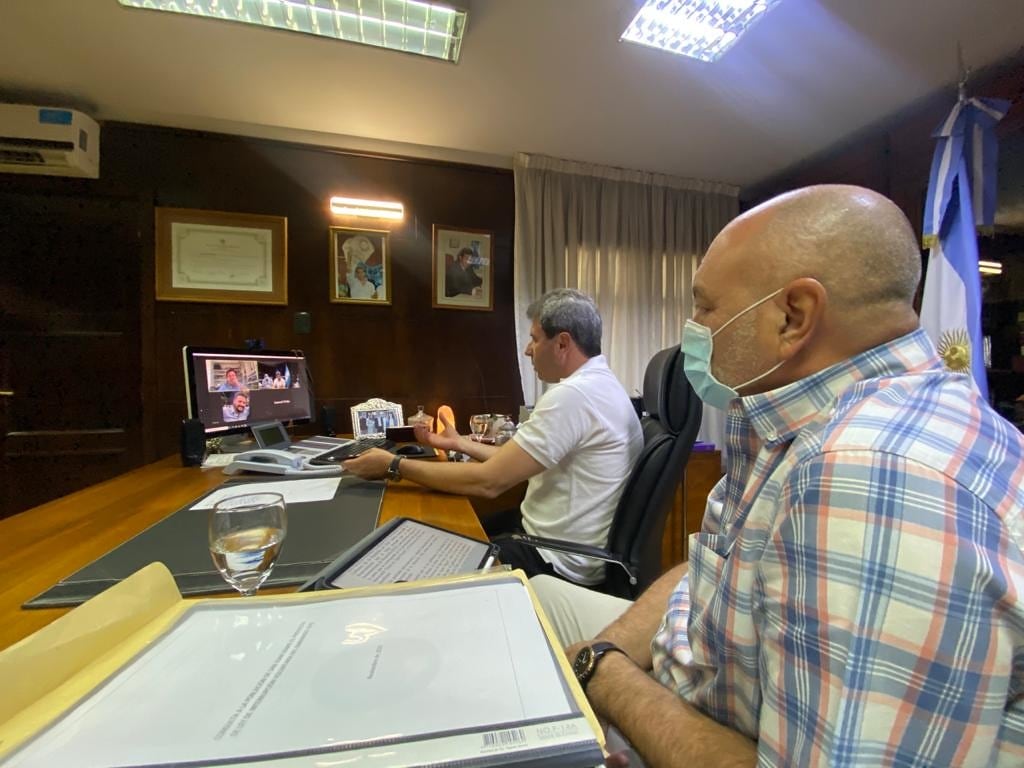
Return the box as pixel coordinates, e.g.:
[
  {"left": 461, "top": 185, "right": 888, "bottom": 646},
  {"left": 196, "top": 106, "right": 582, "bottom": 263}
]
[{"left": 0, "top": 456, "right": 484, "bottom": 652}]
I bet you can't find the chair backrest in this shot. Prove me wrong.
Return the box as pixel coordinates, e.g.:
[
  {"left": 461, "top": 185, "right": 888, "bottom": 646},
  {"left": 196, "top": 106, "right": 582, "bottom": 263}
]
[{"left": 602, "top": 346, "right": 702, "bottom": 599}]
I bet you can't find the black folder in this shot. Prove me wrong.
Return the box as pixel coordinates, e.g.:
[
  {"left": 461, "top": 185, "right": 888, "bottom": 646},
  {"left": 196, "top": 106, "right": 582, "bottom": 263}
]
[{"left": 24, "top": 475, "right": 385, "bottom": 608}]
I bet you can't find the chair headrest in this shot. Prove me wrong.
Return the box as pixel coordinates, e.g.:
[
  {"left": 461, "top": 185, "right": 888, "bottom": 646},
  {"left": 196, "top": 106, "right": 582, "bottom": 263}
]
[{"left": 642, "top": 346, "right": 692, "bottom": 434}]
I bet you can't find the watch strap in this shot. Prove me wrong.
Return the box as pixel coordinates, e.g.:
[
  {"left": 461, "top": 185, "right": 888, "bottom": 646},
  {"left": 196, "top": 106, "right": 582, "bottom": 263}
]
[{"left": 386, "top": 455, "right": 404, "bottom": 481}]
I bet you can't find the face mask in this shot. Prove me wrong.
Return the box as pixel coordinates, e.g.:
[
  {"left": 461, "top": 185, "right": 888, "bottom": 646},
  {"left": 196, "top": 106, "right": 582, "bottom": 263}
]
[{"left": 682, "top": 288, "right": 785, "bottom": 410}]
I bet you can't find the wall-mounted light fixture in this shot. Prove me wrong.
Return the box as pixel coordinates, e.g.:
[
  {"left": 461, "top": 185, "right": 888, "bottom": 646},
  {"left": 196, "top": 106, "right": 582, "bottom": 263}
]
[
  {"left": 329, "top": 196, "right": 404, "bottom": 220},
  {"left": 979, "top": 259, "right": 1003, "bottom": 276}
]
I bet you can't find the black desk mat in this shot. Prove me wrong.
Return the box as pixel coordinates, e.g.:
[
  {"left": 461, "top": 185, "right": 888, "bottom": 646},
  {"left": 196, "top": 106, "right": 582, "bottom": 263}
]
[{"left": 24, "top": 475, "right": 385, "bottom": 608}]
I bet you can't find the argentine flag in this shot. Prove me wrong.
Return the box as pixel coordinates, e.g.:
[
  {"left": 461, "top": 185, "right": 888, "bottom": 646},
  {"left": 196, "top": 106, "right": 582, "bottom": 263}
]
[{"left": 919, "top": 96, "right": 1009, "bottom": 400}]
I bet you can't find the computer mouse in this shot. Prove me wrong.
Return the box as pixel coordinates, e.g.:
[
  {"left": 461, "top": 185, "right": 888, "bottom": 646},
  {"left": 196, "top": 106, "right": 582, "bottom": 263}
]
[{"left": 396, "top": 444, "right": 430, "bottom": 456}]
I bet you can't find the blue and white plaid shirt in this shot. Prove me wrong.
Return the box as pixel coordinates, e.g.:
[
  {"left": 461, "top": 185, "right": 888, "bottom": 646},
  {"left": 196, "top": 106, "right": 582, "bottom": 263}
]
[{"left": 652, "top": 329, "right": 1024, "bottom": 766}]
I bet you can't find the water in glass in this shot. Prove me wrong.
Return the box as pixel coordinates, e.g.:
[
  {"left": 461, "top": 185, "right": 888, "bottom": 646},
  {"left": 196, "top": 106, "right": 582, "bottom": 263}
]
[
  {"left": 469, "top": 414, "right": 491, "bottom": 441},
  {"left": 209, "top": 492, "right": 287, "bottom": 596}
]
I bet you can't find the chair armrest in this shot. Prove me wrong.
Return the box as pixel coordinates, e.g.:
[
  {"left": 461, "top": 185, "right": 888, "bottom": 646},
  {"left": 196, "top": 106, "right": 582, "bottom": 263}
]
[{"left": 504, "top": 533, "right": 638, "bottom": 585}]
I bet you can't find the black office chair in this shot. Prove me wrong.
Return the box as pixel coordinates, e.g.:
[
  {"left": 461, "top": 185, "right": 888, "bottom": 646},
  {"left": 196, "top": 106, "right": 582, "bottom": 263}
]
[{"left": 506, "top": 346, "right": 702, "bottom": 599}]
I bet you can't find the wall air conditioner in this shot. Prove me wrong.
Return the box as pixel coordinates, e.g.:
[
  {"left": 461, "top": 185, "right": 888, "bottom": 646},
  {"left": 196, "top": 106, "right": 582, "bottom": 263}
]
[{"left": 0, "top": 104, "right": 100, "bottom": 178}]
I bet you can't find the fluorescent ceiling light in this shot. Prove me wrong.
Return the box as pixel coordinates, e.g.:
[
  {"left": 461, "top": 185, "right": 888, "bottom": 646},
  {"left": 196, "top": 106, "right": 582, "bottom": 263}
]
[
  {"left": 117, "top": 0, "right": 467, "bottom": 63},
  {"left": 621, "top": 0, "right": 780, "bottom": 62},
  {"left": 330, "top": 196, "right": 404, "bottom": 219},
  {"left": 979, "top": 259, "right": 1003, "bottom": 275}
]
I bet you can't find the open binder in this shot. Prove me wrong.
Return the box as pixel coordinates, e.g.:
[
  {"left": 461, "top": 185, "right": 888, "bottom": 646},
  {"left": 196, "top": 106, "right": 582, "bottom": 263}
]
[{"left": 0, "top": 563, "right": 604, "bottom": 767}]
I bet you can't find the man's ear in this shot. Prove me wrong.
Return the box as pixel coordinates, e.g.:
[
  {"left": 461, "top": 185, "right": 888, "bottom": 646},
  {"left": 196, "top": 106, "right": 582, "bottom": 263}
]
[
  {"left": 556, "top": 331, "right": 573, "bottom": 354},
  {"left": 776, "top": 278, "right": 826, "bottom": 360}
]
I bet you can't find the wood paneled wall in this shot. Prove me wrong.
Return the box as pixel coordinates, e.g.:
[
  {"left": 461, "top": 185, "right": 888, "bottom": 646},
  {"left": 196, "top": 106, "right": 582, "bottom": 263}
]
[
  {"left": 1, "top": 123, "right": 519, "bottom": 513},
  {"left": 125, "top": 126, "right": 520, "bottom": 459}
]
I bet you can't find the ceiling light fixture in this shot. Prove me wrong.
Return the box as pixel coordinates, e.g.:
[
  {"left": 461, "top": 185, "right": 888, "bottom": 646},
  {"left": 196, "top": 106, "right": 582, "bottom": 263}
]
[
  {"left": 117, "top": 0, "right": 467, "bottom": 63},
  {"left": 979, "top": 259, "right": 1003, "bottom": 276},
  {"left": 330, "top": 196, "right": 404, "bottom": 219},
  {"left": 621, "top": 0, "right": 780, "bottom": 62}
]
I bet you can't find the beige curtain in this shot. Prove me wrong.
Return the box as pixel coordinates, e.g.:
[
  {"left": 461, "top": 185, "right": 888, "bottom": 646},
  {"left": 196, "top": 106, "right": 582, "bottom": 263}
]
[{"left": 513, "top": 152, "right": 738, "bottom": 412}]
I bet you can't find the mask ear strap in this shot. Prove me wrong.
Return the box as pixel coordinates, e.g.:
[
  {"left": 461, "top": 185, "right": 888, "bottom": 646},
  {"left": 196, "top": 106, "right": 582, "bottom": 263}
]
[
  {"left": 734, "top": 357, "right": 787, "bottom": 393},
  {"left": 712, "top": 287, "right": 785, "bottom": 339}
]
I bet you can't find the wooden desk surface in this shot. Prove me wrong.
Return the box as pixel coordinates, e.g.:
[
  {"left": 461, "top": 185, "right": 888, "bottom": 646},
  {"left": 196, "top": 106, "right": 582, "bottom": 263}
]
[{"left": 0, "top": 456, "right": 484, "bottom": 652}]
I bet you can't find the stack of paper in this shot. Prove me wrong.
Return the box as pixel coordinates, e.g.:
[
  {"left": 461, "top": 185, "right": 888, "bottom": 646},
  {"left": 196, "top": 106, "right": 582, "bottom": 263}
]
[{"left": 0, "top": 564, "right": 603, "bottom": 767}]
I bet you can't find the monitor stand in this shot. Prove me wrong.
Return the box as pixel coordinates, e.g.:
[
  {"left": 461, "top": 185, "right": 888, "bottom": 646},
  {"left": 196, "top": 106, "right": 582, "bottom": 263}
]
[{"left": 208, "top": 434, "right": 257, "bottom": 454}]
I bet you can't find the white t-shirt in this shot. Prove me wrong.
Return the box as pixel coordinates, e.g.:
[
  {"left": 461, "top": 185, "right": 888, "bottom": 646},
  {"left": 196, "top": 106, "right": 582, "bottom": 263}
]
[
  {"left": 348, "top": 276, "right": 377, "bottom": 299},
  {"left": 512, "top": 355, "right": 643, "bottom": 584}
]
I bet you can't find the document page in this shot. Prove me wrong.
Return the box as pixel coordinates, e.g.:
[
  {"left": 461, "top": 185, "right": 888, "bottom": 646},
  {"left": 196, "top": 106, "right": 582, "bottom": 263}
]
[
  {"left": 331, "top": 519, "right": 492, "bottom": 587},
  {"left": 4, "top": 580, "right": 599, "bottom": 767},
  {"left": 191, "top": 477, "right": 341, "bottom": 509}
]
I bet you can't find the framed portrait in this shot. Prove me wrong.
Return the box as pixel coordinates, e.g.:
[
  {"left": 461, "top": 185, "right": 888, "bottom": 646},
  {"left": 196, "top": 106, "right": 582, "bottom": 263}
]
[
  {"left": 351, "top": 398, "right": 404, "bottom": 439},
  {"left": 330, "top": 227, "right": 391, "bottom": 305},
  {"left": 432, "top": 225, "right": 494, "bottom": 311},
  {"left": 155, "top": 207, "right": 288, "bottom": 305}
]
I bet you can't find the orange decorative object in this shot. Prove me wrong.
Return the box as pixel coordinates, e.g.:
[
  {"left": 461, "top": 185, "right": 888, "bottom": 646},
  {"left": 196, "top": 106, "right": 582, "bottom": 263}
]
[{"left": 436, "top": 405, "right": 455, "bottom": 434}]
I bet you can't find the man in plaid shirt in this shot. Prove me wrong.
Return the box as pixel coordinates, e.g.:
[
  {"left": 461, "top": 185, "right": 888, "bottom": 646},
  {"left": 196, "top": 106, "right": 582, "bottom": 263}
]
[{"left": 534, "top": 185, "right": 1024, "bottom": 767}]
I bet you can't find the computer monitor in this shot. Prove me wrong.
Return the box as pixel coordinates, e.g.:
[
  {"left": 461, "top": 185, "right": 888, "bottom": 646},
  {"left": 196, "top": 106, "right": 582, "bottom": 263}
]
[{"left": 183, "top": 346, "right": 313, "bottom": 437}]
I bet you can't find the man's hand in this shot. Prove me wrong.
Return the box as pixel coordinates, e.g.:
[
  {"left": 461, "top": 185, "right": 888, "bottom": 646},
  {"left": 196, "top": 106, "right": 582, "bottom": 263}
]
[
  {"left": 341, "top": 448, "right": 393, "bottom": 479},
  {"left": 414, "top": 412, "right": 461, "bottom": 452}
]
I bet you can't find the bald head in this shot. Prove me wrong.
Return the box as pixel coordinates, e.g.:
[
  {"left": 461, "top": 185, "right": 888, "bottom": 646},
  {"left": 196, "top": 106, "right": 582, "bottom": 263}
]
[
  {"left": 692, "top": 185, "right": 922, "bottom": 392},
  {"left": 735, "top": 185, "right": 922, "bottom": 312}
]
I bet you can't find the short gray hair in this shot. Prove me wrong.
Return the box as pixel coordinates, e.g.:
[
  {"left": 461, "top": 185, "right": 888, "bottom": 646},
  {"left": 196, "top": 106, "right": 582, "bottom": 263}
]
[{"left": 526, "top": 289, "right": 602, "bottom": 357}]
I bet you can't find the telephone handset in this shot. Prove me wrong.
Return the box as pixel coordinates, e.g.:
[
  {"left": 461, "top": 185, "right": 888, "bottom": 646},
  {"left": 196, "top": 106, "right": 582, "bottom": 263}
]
[{"left": 223, "top": 448, "right": 342, "bottom": 477}]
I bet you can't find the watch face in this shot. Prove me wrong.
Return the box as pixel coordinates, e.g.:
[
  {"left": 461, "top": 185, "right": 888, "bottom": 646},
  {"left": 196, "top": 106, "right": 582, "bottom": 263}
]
[{"left": 572, "top": 646, "right": 595, "bottom": 682}]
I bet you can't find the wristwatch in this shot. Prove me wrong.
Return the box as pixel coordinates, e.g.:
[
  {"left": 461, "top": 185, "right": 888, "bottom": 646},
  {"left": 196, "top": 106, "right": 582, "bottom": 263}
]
[
  {"left": 385, "top": 455, "right": 404, "bottom": 481},
  {"left": 572, "top": 641, "right": 624, "bottom": 690}
]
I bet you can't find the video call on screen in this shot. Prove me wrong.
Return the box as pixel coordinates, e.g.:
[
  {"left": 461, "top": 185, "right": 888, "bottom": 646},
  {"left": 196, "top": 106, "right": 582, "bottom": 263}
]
[{"left": 193, "top": 355, "right": 310, "bottom": 429}]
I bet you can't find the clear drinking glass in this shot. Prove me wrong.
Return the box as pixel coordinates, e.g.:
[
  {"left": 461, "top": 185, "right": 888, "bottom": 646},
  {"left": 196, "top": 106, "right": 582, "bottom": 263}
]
[
  {"left": 208, "top": 492, "right": 287, "bottom": 597},
  {"left": 469, "top": 413, "right": 491, "bottom": 442}
]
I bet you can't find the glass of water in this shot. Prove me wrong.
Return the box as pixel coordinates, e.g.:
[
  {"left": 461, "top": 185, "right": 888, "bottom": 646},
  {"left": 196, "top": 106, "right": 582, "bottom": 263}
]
[
  {"left": 209, "top": 492, "right": 287, "bottom": 597},
  {"left": 469, "top": 414, "right": 492, "bottom": 442}
]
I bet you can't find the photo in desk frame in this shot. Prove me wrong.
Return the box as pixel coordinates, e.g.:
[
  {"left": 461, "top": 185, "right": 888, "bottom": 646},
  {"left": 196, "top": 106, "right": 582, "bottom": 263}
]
[{"left": 351, "top": 398, "right": 404, "bottom": 438}]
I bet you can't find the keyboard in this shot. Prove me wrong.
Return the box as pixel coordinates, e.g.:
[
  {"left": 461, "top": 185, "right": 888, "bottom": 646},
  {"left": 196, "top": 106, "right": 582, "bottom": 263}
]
[{"left": 309, "top": 437, "right": 395, "bottom": 464}]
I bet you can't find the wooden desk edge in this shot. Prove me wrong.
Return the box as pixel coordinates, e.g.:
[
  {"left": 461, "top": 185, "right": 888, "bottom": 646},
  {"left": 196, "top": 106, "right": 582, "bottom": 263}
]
[{"left": 0, "top": 457, "right": 484, "bottom": 651}]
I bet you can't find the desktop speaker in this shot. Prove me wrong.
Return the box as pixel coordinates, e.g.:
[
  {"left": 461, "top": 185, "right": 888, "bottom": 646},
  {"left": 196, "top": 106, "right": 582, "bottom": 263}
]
[
  {"left": 180, "top": 418, "right": 206, "bottom": 466},
  {"left": 320, "top": 405, "right": 337, "bottom": 437}
]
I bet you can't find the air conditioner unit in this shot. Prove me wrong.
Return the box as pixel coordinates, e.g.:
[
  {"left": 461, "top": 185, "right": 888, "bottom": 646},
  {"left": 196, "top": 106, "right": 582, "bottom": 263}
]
[{"left": 0, "top": 104, "right": 100, "bottom": 178}]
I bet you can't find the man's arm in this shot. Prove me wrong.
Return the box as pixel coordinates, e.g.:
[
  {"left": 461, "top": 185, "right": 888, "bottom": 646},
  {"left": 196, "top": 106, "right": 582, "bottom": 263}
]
[
  {"left": 342, "top": 441, "right": 543, "bottom": 498},
  {"left": 586, "top": 655, "right": 757, "bottom": 768},
  {"left": 585, "top": 561, "right": 687, "bottom": 668},
  {"left": 564, "top": 562, "right": 757, "bottom": 767}
]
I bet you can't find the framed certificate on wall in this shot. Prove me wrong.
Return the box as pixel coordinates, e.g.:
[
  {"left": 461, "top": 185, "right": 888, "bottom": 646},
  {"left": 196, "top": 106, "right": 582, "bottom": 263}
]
[{"left": 155, "top": 207, "right": 288, "bottom": 305}]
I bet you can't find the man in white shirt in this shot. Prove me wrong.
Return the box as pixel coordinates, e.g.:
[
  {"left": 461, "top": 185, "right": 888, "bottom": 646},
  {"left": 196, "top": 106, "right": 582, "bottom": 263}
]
[
  {"left": 343, "top": 289, "right": 643, "bottom": 585},
  {"left": 347, "top": 263, "right": 379, "bottom": 300}
]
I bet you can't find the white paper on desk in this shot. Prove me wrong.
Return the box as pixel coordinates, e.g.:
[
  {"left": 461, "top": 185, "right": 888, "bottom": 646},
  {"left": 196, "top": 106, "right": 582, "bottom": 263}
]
[
  {"left": 3, "top": 580, "right": 592, "bottom": 767},
  {"left": 190, "top": 478, "right": 341, "bottom": 509}
]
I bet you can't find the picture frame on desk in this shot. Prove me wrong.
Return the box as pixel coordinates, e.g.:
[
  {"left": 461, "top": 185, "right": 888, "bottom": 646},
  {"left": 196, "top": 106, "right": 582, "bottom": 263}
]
[
  {"left": 155, "top": 207, "right": 288, "bottom": 305},
  {"left": 351, "top": 398, "right": 403, "bottom": 438},
  {"left": 329, "top": 227, "right": 391, "bottom": 305},
  {"left": 432, "top": 225, "right": 494, "bottom": 311}
]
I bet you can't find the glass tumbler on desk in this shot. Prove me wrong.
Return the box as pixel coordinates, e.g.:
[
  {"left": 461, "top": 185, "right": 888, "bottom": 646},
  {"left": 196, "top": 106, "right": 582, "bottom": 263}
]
[
  {"left": 208, "top": 492, "right": 287, "bottom": 597},
  {"left": 495, "top": 416, "right": 517, "bottom": 446},
  {"left": 469, "top": 413, "right": 492, "bottom": 442}
]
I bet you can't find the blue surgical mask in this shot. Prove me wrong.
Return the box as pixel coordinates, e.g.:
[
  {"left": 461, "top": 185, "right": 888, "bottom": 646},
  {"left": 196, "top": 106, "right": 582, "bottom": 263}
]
[{"left": 682, "top": 288, "right": 785, "bottom": 409}]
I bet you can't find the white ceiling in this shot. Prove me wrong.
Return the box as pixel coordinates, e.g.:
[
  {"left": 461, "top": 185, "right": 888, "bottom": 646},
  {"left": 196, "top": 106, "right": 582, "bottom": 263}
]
[{"left": 2, "top": 0, "right": 1023, "bottom": 188}]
